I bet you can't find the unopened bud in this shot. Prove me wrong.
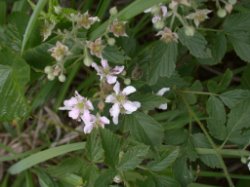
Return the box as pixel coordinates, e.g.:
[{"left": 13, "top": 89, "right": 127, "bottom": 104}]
[
  {"left": 113, "top": 175, "right": 122, "bottom": 184},
  {"left": 124, "top": 78, "right": 131, "bottom": 85},
  {"left": 47, "top": 73, "right": 55, "bottom": 80},
  {"left": 54, "top": 6, "right": 62, "bottom": 14},
  {"left": 44, "top": 66, "right": 52, "bottom": 74},
  {"left": 84, "top": 55, "right": 93, "bottom": 67},
  {"left": 58, "top": 74, "right": 66, "bottom": 82},
  {"left": 98, "top": 101, "right": 105, "bottom": 111},
  {"left": 107, "top": 37, "right": 116, "bottom": 46},
  {"left": 217, "top": 9, "right": 227, "bottom": 18},
  {"left": 154, "top": 20, "right": 165, "bottom": 30},
  {"left": 241, "top": 157, "right": 247, "bottom": 164},
  {"left": 225, "top": 4, "right": 233, "bottom": 14},
  {"left": 121, "top": 70, "right": 126, "bottom": 76},
  {"left": 109, "top": 7, "right": 118, "bottom": 16},
  {"left": 184, "top": 26, "right": 195, "bottom": 36}
]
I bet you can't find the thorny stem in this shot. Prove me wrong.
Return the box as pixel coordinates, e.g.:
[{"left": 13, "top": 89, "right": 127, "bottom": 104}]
[{"left": 181, "top": 95, "right": 235, "bottom": 187}]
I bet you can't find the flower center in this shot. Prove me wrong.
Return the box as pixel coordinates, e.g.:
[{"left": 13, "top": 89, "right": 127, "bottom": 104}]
[{"left": 76, "top": 102, "right": 85, "bottom": 109}]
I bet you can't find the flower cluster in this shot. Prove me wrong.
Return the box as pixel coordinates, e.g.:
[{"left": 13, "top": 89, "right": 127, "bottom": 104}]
[{"left": 59, "top": 57, "right": 142, "bottom": 133}]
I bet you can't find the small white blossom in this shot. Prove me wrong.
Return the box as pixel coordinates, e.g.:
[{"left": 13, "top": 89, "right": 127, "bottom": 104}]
[
  {"left": 105, "top": 82, "right": 141, "bottom": 124},
  {"left": 186, "top": 9, "right": 212, "bottom": 27},
  {"left": 109, "top": 19, "right": 128, "bottom": 37},
  {"left": 70, "top": 12, "right": 100, "bottom": 29},
  {"left": 169, "top": 0, "right": 190, "bottom": 9},
  {"left": 86, "top": 38, "right": 105, "bottom": 58},
  {"left": 41, "top": 20, "right": 56, "bottom": 41},
  {"left": 59, "top": 91, "right": 94, "bottom": 124},
  {"left": 49, "top": 41, "right": 71, "bottom": 61},
  {"left": 156, "top": 87, "right": 170, "bottom": 110},
  {"left": 91, "top": 59, "right": 124, "bottom": 84},
  {"left": 83, "top": 114, "right": 110, "bottom": 134},
  {"left": 156, "top": 27, "right": 178, "bottom": 43}
]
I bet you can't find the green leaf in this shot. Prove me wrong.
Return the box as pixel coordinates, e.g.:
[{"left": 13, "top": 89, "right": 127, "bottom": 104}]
[
  {"left": 94, "top": 169, "right": 116, "bottom": 187},
  {"left": 102, "top": 46, "right": 128, "bottom": 65},
  {"left": 219, "top": 89, "right": 250, "bottom": 109},
  {"left": 99, "top": 128, "right": 121, "bottom": 168},
  {"left": 208, "top": 69, "right": 232, "bottom": 93},
  {"left": 147, "top": 148, "right": 179, "bottom": 172},
  {"left": 206, "top": 96, "right": 227, "bottom": 140},
  {"left": 8, "top": 142, "right": 86, "bottom": 174},
  {"left": 241, "top": 65, "right": 250, "bottom": 89},
  {"left": 153, "top": 174, "right": 181, "bottom": 187},
  {"left": 0, "top": 1, "right": 6, "bottom": 25},
  {"left": 178, "top": 29, "right": 211, "bottom": 59},
  {"left": 0, "top": 47, "right": 30, "bottom": 121},
  {"left": 33, "top": 168, "right": 56, "bottom": 187},
  {"left": 118, "top": 144, "right": 149, "bottom": 171},
  {"left": 227, "top": 32, "right": 250, "bottom": 63},
  {"left": 85, "top": 130, "right": 103, "bottom": 163},
  {"left": 123, "top": 112, "right": 164, "bottom": 146},
  {"left": 192, "top": 133, "right": 221, "bottom": 168},
  {"left": 226, "top": 98, "right": 250, "bottom": 145},
  {"left": 21, "top": 0, "right": 48, "bottom": 53},
  {"left": 148, "top": 41, "right": 178, "bottom": 85},
  {"left": 197, "top": 32, "right": 227, "bottom": 65},
  {"left": 223, "top": 13, "right": 250, "bottom": 32}
]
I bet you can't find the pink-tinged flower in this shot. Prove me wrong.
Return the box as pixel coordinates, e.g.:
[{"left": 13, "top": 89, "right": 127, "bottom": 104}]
[
  {"left": 156, "top": 87, "right": 170, "bottom": 110},
  {"left": 109, "top": 19, "right": 128, "bottom": 37},
  {"left": 91, "top": 59, "right": 124, "bottom": 84},
  {"left": 83, "top": 114, "right": 110, "bottom": 134},
  {"left": 105, "top": 82, "right": 141, "bottom": 124},
  {"left": 49, "top": 41, "right": 71, "bottom": 61},
  {"left": 144, "top": 4, "right": 168, "bottom": 17},
  {"left": 59, "top": 91, "right": 94, "bottom": 123},
  {"left": 86, "top": 38, "right": 105, "bottom": 58},
  {"left": 156, "top": 27, "right": 178, "bottom": 43},
  {"left": 186, "top": 9, "right": 212, "bottom": 27}
]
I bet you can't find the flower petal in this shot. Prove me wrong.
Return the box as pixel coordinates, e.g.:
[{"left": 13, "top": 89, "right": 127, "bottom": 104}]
[
  {"left": 122, "top": 86, "right": 136, "bottom": 95},
  {"left": 110, "top": 103, "right": 120, "bottom": 124},
  {"left": 101, "top": 59, "right": 109, "bottom": 68},
  {"left": 161, "top": 6, "right": 168, "bottom": 17},
  {"left": 100, "top": 116, "right": 110, "bottom": 125},
  {"left": 123, "top": 101, "right": 140, "bottom": 113},
  {"left": 84, "top": 124, "right": 94, "bottom": 134},
  {"left": 91, "top": 63, "right": 102, "bottom": 74},
  {"left": 158, "top": 103, "right": 168, "bottom": 110},
  {"left": 111, "top": 66, "right": 124, "bottom": 75},
  {"left": 106, "top": 75, "right": 117, "bottom": 84},
  {"left": 69, "top": 108, "right": 80, "bottom": 119},
  {"left": 113, "top": 82, "right": 120, "bottom": 94},
  {"left": 156, "top": 87, "right": 170, "bottom": 96},
  {"left": 105, "top": 94, "right": 116, "bottom": 103}
]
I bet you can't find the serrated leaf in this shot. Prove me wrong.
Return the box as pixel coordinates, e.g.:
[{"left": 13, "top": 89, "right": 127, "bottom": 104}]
[
  {"left": 123, "top": 112, "right": 164, "bottom": 146},
  {"left": 94, "top": 169, "right": 116, "bottom": 187},
  {"left": 219, "top": 89, "right": 250, "bottom": 109},
  {"left": 0, "top": 48, "right": 30, "bottom": 121},
  {"left": 33, "top": 168, "right": 56, "bottom": 187},
  {"left": 206, "top": 96, "right": 227, "bottom": 140},
  {"left": 103, "top": 46, "right": 128, "bottom": 65},
  {"left": 226, "top": 98, "right": 250, "bottom": 145},
  {"left": 148, "top": 41, "right": 177, "bottom": 85},
  {"left": 100, "top": 128, "right": 121, "bottom": 168},
  {"left": 223, "top": 13, "right": 250, "bottom": 32},
  {"left": 178, "top": 29, "right": 211, "bottom": 59},
  {"left": 118, "top": 144, "right": 149, "bottom": 171},
  {"left": 227, "top": 32, "right": 250, "bottom": 63},
  {"left": 208, "top": 69, "right": 234, "bottom": 93},
  {"left": 147, "top": 148, "right": 179, "bottom": 172},
  {"left": 192, "top": 133, "right": 221, "bottom": 168}
]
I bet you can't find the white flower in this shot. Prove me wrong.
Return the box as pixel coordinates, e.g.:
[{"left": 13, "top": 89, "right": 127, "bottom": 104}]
[
  {"left": 83, "top": 114, "right": 110, "bottom": 134},
  {"left": 86, "top": 38, "right": 105, "bottom": 58},
  {"left": 91, "top": 59, "right": 124, "bottom": 84},
  {"left": 156, "top": 27, "right": 178, "bottom": 43},
  {"left": 48, "top": 41, "right": 71, "bottom": 61},
  {"left": 105, "top": 82, "right": 141, "bottom": 124},
  {"left": 186, "top": 9, "right": 212, "bottom": 27},
  {"left": 41, "top": 20, "right": 56, "bottom": 41},
  {"left": 59, "top": 91, "right": 94, "bottom": 123},
  {"left": 145, "top": 4, "right": 168, "bottom": 25},
  {"left": 156, "top": 87, "right": 170, "bottom": 110},
  {"left": 109, "top": 19, "right": 128, "bottom": 37},
  {"left": 70, "top": 12, "right": 100, "bottom": 29}
]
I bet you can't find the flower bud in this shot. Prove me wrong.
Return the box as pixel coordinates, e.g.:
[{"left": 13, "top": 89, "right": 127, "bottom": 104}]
[
  {"left": 58, "top": 74, "right": 66, "bottom": 82},
  {"left": 107, "top": 37, "right": 116, "bottom": 46},
  {"left": 217, "top": 9, "right": 227, "bottom": 18},
  {"left": 84, "top": 55, "right": 93, "bottom": 67},
  {"left": 47, "top": 73, "right": 55, "bottom": 80},
  {"left": 44, "top": 66, "right": 52, "bottom": 74},
  {"left": 124, "top": 78, "right": 131, "bottom": 85},
  {"left": 54, "top": 6, "right": 62, "bottom": 14},
  {"left": 225, "top": 4, "right": 233, "bottom": 14},
  {"left": 241, "top": 157, "right": 247, "bottom": 164},
  {"left": 109, "top": 7, "right": 118, "bottom": 16},
  {"left": 151, "top": 6, "right": 161, "bottom": 15},
  {"left": 113, "top": 175, "right": 122, "bottom": 184},
  {"left": 229, "top": 0, "right": 237, "bottom": 5},
  {"left": 154, "top": 20, "right": 165, "bottom": 30},
  {"left": 184, "top": 26, "right": 195, "bottom": 36},
  {"left": 121, "top": 70, "right": 127, "bottom": 76}
]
